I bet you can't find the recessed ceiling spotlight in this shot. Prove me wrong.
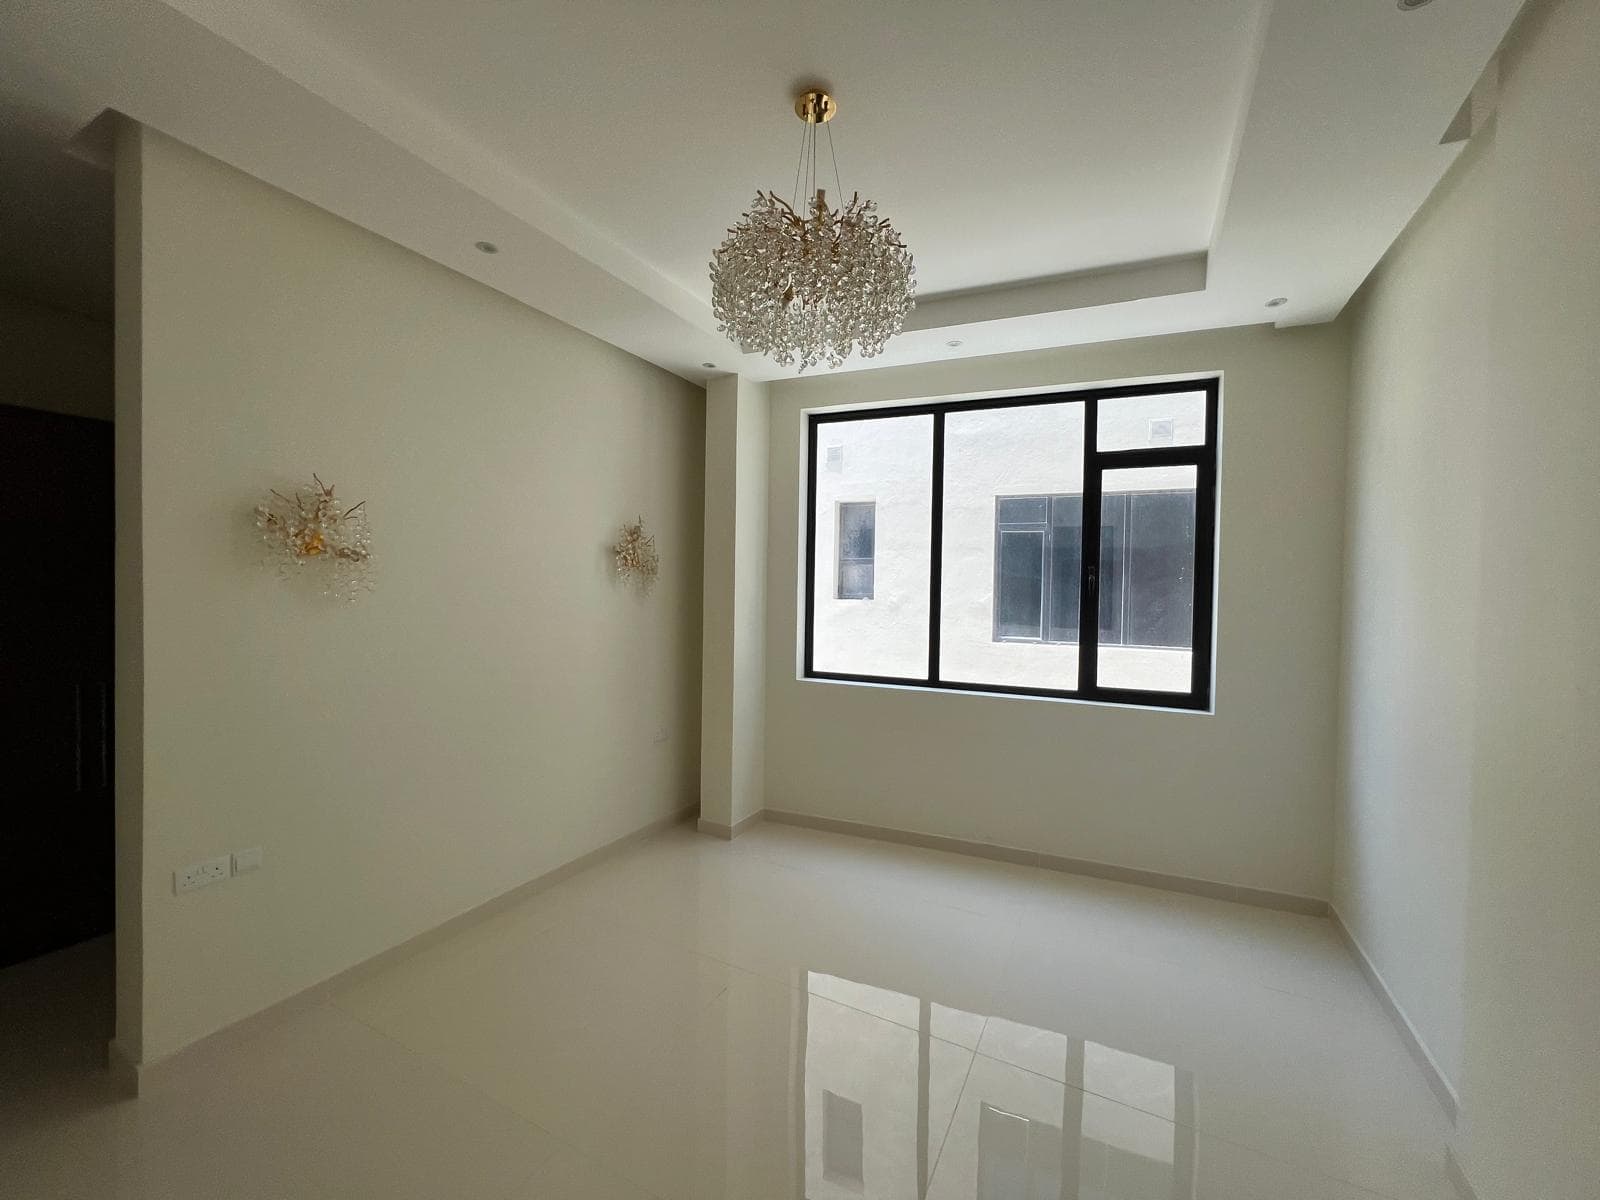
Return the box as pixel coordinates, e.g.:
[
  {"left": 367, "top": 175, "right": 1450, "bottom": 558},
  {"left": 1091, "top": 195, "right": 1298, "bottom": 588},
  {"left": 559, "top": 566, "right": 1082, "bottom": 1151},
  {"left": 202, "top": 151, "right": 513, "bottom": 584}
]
[
  {"left": 1265, "top": 296, "right": 1288, "bottom": 308},
  {"left": 701, "top": 362, "right": 717, "bottom": 369},
  {"left": 1397, "top": 0, "right": 1434, "bottom": 9},
  {"left": 946, "top": 339, "right": 964, "bottom": 348},
  {"left": 474, "top": 240, "right": 498, "bottom": 254}
]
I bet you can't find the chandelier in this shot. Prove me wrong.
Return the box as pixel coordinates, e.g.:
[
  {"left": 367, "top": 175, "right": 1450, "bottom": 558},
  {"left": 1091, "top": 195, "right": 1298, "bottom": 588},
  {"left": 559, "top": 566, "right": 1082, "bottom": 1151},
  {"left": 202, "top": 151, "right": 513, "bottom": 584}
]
[{"left": 710, "top": 90, "right": 915, "bottom": 372}]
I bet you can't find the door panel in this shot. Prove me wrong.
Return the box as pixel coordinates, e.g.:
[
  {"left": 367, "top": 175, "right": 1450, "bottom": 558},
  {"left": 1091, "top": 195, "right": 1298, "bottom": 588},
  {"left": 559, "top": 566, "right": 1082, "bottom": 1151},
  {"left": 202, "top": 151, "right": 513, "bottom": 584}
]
[{"left": 0, "top": 403, "right": 114, "bottom": 968}]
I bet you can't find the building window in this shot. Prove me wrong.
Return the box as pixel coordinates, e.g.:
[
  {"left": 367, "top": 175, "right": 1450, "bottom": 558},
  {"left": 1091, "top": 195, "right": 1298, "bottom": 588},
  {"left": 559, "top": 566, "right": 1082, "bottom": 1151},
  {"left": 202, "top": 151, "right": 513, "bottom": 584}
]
[
  {"left": 836, "top": 501, "right": 876, "bottom": 599},
  {"left": 993, "top": 488, "right": 1197, "bottom": 651},
  {"left": 804, "top": 380, "right": 1218, "bottom": 708}
]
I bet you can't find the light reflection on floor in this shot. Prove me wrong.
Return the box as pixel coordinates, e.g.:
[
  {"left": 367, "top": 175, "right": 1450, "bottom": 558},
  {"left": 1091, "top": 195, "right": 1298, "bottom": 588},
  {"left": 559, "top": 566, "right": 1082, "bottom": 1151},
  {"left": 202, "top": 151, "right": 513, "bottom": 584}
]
[
  {"left": 803, "top": 972, "right": 1193, "bottom": 1200},
  {"left": 0, "top": 822, "right": 1457, "bottom": 1199}
]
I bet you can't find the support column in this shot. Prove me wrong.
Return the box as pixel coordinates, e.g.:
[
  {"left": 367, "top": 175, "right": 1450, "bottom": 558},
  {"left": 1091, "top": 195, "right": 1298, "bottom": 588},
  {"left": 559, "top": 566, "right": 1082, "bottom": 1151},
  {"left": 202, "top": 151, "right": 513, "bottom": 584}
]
[{"left": 699, "top": 374, "right": 768, "bottom": 838}]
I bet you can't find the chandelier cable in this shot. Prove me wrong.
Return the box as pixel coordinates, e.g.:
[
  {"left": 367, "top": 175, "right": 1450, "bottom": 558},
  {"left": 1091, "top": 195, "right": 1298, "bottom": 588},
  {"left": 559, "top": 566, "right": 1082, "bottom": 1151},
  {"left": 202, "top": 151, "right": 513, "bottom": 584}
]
[
  {"left": 807, "top": 121, "right": 818, "bottom": 206},
  {"left": 826, "top": 120, "right": 842, "bottom": 205},
  {"left": 791, "top": 118, "right": 807, "bottom": 211}
]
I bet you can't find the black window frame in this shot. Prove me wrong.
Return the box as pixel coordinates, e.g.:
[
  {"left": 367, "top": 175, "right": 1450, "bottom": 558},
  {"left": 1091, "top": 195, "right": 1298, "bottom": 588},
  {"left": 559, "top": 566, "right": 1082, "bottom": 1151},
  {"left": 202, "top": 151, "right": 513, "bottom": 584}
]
[{"left": 803, "top": 377, "right": 1220, "bottom": 711}]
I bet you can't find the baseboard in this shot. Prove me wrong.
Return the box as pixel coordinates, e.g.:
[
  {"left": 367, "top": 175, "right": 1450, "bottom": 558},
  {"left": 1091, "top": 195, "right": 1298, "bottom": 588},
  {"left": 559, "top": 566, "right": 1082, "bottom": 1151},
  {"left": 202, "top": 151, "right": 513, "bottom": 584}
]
[
  {"left": 110, "top": 802, "right": 699, "bottom": 1094},
  {"left": 1330, "top": 905, "right": 1460, "bottom": 1124},
  {"left": 696, "top": 810, "right": 763, "bottom": 840},
  {"left": 1444, "top": 1145, "right": 1479, "bottom": 1200},
  {"left": 759, "top": 808, "right": 1330, "bottom": 917}
]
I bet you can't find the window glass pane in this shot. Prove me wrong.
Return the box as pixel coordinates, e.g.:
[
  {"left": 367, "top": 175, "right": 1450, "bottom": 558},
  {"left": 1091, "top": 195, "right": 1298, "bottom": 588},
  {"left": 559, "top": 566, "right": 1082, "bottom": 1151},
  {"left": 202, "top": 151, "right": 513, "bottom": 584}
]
[
  {"left": 1097, "top": 466, "right": 1197, "bottom": 692},
  {"left": 1096, "top": 391, "right": 1207, "bottom": 451},
  {"left": 1098, "top": 493, "right": 1127, "bottom": 646},
  {"left": 1047, "top": 496, "right": 1083, "bottom": 642},
  {"left": 940, "top": 403, "right": 1084, "bottom": 690},
  {"left": 996, "top": 529, "right": 1045, "bottom": 639},
  {"left": 838, "top": 501, "right": 875, "bottom": 560},
  {"left": 996, "top": 496, "right": 1048, "bottom": 525},
  {"left": 836, "top": 501, "right": 875, "bottom": 599},
  {"left": 812, "top": 414, "right": 933, "bottom": 678},
  {"left": 837, "top": 560, "right": 873, "bottom": 600}
]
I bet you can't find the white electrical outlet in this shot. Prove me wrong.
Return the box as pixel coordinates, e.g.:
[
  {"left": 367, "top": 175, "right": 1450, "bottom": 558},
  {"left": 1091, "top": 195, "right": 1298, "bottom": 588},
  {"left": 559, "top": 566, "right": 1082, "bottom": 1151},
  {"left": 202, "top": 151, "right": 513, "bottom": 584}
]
[
  {"left": 232, "top": 846, "right": 263, "bottom": 875},
  {"left": 174, "top": 855, "right": 231, "bottom": 894}
]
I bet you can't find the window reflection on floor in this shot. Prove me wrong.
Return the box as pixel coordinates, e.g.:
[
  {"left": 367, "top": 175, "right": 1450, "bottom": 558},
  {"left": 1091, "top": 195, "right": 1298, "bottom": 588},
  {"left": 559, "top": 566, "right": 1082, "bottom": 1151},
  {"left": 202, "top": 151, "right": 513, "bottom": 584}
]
[{"left": 801, "top": 972, "right": 1196, "bottom": 1200}]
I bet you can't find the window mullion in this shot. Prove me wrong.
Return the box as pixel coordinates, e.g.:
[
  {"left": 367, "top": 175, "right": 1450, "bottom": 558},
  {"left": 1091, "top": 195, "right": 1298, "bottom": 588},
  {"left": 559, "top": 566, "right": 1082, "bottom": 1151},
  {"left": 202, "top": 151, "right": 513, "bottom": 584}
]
[
  {"left": 804, "top": 416, "right": 818, "bottom": 677},
  {"left": 1080, "top": 398, "right": 1101, "bottom": 696},
  {"left": 927, "top": 410, "right": 946, "bottom": 685}
]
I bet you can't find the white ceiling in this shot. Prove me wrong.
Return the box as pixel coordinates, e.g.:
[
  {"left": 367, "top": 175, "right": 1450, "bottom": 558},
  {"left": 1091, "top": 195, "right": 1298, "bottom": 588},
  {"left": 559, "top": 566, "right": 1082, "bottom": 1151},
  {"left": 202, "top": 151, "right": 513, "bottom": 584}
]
[
  {"left": 1, "top": 0, "right": 1524, "bottom": 380},
  {"left": 268, "top": 0, "right": 1261, "bottom": 298}
]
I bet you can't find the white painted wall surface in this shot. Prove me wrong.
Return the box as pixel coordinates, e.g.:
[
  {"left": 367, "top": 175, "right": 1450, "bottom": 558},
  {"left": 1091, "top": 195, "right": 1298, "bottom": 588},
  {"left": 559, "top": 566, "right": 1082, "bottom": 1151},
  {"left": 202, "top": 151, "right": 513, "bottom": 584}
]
[
  {"left": 1340, "top": 1, "right": 1600, "bottom": 1195},
  {"left": 701, "top": 375, "right": 768, "bottom": 829},
  {"left": 118, "top": 128, "right": 704, "bottom": 1063},
  {"left": 1336, "top": 120, "right": 1491, "bottom": 1099},
  {"left": 768, "top": 323, "right": 1349, "bottom": 898}
]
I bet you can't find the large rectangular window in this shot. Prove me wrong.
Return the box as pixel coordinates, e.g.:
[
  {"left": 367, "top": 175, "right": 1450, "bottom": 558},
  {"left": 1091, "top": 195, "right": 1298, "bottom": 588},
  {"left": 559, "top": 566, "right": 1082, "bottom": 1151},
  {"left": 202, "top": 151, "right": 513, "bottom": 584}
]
[{"left": 804, "top": 380, "right": 1218, "bottom": 709}]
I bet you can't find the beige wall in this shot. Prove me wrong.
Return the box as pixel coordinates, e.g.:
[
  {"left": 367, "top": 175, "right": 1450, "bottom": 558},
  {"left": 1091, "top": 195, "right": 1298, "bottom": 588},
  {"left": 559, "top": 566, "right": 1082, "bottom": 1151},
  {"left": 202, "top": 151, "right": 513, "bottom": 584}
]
[
  {"left": 112, "top": 122, "right": 146, "bottom": 1066},
  {"left": 1336, "top": 132, "right": 1491, "bottom": 1096},
  {"left": 700, "top": 375, "right": 768, "bottom": 830},
  {"left": 118, "top": 127, "right": 705, "bottom": 1063},
  {"left": 765, "top": 323, "right": 1349, "bottom": 899},
  {"left": 1340, "top": 0, "right": 1600, "bottom": 1194},
  {"left": 0, "top": 291, "right": 112, "bottom": 422}
]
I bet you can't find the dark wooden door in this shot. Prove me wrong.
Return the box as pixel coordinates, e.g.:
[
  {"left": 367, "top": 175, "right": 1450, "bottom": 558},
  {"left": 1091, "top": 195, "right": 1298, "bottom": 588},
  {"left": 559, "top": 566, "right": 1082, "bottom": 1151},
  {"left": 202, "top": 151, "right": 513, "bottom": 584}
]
[{"left": 0, "top": 403, "right": 114, "bottom": 968}]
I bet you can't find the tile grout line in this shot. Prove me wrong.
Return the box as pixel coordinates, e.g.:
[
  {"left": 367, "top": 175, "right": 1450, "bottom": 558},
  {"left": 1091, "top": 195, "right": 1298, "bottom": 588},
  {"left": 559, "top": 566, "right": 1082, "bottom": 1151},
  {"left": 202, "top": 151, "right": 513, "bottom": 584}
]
[
  {"left": 314, "top": 824, "right": 1421, "bottom": 1200},
  {"left": 960, "top": 1026, "right": 1410, "bottom": 1200},
  {"left": 926, "top": 1023, "right": 981, "bottom": 1188},
  {"left": 523, "top": 824, "right": 1429, "bottom": 1200},
  {"left": 322, "top": 998, "right": 573, "bottom": 1184}
]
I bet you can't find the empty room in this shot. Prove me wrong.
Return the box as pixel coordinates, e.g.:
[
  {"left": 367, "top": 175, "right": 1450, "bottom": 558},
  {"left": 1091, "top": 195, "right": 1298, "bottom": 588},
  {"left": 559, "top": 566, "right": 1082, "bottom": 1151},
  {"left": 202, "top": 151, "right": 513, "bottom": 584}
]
[{"left": 1, "top": 0, "right": 1595, "bottom": 1197}]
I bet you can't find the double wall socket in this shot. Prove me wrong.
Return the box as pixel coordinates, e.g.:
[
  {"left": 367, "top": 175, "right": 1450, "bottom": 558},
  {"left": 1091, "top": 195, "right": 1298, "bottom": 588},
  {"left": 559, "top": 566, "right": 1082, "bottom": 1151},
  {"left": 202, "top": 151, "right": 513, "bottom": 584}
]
[
  {"left": 173, "top": 847, "right": 263, "bottom": 894},
  {"left": 174, "top": 855, "right": 230, "bottom": 893}
]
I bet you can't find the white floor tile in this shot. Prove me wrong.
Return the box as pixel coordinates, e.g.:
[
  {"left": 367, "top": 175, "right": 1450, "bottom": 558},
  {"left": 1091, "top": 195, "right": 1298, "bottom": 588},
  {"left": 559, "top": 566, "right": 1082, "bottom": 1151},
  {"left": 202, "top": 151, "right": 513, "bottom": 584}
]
[
  {"left": 0, "top": 823, "right": 1459, "bottom": 1200},
  {"left": 505, "top": 1143, "right": 661, "bottom": 1200}
]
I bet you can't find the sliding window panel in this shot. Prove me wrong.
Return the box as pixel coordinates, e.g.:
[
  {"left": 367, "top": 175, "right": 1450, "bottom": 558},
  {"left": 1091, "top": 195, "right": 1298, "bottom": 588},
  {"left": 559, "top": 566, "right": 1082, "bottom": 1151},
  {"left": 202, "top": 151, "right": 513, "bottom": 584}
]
[
  {"left": 811, "top": 413, "right": 934, "bottom": 679},
  {"left": 940, "top": 402, "right": 1085, "bottom": 691},
  {"left": 1097, "top": 466, "right": 1197, "bottom": 693}
]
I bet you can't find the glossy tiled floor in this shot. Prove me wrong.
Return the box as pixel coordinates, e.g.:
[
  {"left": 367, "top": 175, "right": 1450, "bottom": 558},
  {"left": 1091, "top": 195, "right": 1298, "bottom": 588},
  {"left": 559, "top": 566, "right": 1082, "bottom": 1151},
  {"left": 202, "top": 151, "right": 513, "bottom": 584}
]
[{"left": 0, "top": 821, "right": 1459, "bottom": 1198}]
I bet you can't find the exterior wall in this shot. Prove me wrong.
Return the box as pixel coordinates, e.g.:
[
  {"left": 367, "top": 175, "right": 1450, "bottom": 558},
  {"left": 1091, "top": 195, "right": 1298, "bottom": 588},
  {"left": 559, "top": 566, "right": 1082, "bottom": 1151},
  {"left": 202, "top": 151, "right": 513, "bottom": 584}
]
[{"left": 767, "top": 322, "right": 1349, "bottom": 899}]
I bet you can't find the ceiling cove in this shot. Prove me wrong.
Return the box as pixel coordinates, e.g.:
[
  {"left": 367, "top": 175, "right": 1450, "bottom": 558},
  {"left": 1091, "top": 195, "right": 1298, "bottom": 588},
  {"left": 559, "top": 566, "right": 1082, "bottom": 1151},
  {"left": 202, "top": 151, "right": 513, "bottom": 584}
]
[{"left": 5, "top": 0, "right": 1524, "bottom": 381}]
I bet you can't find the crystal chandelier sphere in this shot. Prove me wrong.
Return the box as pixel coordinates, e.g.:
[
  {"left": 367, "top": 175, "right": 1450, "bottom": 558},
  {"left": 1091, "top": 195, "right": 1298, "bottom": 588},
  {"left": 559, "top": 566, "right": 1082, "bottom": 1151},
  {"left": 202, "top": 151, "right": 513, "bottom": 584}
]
[{"left": 710, "top": 189, "right": 916, "bottom": 372}]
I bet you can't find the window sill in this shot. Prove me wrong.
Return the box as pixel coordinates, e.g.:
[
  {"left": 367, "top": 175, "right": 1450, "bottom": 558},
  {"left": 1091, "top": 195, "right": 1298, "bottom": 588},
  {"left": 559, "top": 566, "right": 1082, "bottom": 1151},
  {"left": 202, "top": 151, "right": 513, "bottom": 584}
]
[{"left": 798, "top": 671, "right": 1213, "bottom": 715}]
